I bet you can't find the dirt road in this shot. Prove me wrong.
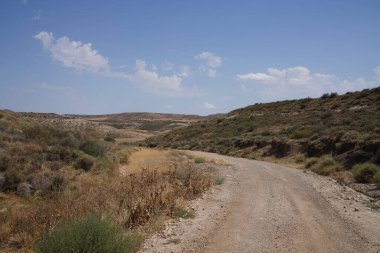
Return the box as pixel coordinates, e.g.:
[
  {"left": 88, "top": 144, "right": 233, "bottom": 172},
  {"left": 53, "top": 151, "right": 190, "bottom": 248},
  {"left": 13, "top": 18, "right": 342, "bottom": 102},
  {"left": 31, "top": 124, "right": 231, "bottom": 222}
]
[{"left": 140, "top": 152, "right": 380, "bottom": 253}]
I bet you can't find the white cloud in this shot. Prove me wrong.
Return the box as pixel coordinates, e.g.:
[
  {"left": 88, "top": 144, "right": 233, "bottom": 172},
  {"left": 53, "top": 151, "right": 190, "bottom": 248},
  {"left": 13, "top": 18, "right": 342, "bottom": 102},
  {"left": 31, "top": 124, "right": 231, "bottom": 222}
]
[
  {"left": 161, "top": 60, "right": 173, "bottom": 71},
  {"left": 32, "top": 10, "right": 42, "bottom": 21},
  {"left": 203, "top": 102, "right": 215, "bottom": 109},
  {"left": 103, "top": 60, "right": 203, "bottom": 96},
  {"left": 34, "top": 31, "right": 109, "bottom": 72},
  {"left": 178, "top": 65, "right": 190, "bottom": 77},
  {"left": 237, "top": 72, "right": 277, "bottom": 83},
  {"left": 35, "top": 31, "right": 204, "bottom": 97},
  {"left": 374, "top": 66, "right": 380, "bottom": 82},
  {"left": 195, "top": 52, "right": 222, "bottom": 68},
  {"left": 207, "top": 69, "right": 217, "bottom": 77},
  {"left": 129, "top": 60, "right": 182, "bottom": 93},
  {"left": 195, "top": 51, "right": 222, "bottom": 77},
  {"left": 237, "top": 66, "right": 379, "bottom": 100}
]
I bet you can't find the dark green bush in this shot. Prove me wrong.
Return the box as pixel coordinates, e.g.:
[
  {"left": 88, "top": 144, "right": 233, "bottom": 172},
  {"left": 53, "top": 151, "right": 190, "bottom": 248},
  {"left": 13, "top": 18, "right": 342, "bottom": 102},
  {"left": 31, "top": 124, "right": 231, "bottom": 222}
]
[
  {"left": 3, "top": 169, "right": 23, "bottom": 191},
  {"left": 352, "top": 163, "right": 380, "bottom": 183},
  {"left": 35, "top": 214, "right": 140, "bottom": 253},
  {"left": 374, "top": 171, "right": 380, "bottom": 188},
  {"left": 288, "top": 128, "right": 314, "bottom": 139},
  {"left": 60, "top": 136, "right": 79, "bottom": 148},
  {"left": 74, "top": 157, "right": 94, "bottom": 171},
  {"left": 104, "top": 135, "right": 115, "bottom": 143},
  {"left": 79, "top": 140, "right": 106, "bottom": 157}
]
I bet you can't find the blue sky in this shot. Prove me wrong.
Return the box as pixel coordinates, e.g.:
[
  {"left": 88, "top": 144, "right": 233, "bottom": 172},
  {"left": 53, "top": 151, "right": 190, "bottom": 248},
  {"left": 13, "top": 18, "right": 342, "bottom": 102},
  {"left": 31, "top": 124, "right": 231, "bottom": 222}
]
[{"left": 0, "top": 0, "right": 379, "bottom": 115}]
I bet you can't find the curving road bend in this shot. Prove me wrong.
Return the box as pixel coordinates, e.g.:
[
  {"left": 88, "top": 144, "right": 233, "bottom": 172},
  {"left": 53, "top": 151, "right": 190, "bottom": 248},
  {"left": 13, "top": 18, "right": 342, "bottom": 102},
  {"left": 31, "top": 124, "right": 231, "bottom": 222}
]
[{"left": 141, "top": 151, "right": 380, "bottom": 253}]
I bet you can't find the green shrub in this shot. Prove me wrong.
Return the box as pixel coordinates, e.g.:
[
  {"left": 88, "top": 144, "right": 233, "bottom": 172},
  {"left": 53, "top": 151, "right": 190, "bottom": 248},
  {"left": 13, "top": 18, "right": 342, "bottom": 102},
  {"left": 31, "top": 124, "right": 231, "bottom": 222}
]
[
  {"left": 175, "top": 208, "right": 195, "bottom": 219},
  {"left": 289, "top": 128, "right": 314, "bottom": 139},
  {"left": 294, "top": 154, "right": 306, "bottom": 163},
  {"left": 352, "top": 163, "right": 380, "bottom": 183},
  {"left": 79, "top": 140, "right": 106, "bottom": 157},
  {"left": 104, "top": 135, "right": 115, "bottom": 143},
  {"left": 60, "top": 136, "right": 79, "bottom": 148},
  {"left": 374, "top": 171, "right": 380, "bottom": 188},
  {"left": 305, "top": 157, "right": 318, "bottom": 169},
  {"left": 117, "top": 148, "right": 134, "bottom": 164},
  {"left": 214, "top": 175, "right": 225, "bottom": 185},
  {"left": 74, "top": 157, "right": 94, "bottom": 171},
  {"left": 35, "top": 214, "right": 140, "bottom": 253},
  {"left": 313, "top": 156, "right": 339, "bottom": 175},
  {"left": 0, "top": 120, "right": 8, "bottom": 131},
  {"left": 3, "top": 169, "right": 23, "bottom": 191},
  {"left": 305, "top": 156, "right": 340, "bottom": 176},
  {"left": 194, "top": 157, "right": 205, "bottom": 163}
]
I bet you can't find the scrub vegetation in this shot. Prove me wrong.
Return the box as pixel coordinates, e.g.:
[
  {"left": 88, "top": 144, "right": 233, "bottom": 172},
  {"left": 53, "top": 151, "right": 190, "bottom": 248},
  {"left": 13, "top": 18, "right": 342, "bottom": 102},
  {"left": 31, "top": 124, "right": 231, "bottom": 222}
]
[{"left": 145, "top": 88, "right": 380, "bottom": 182}]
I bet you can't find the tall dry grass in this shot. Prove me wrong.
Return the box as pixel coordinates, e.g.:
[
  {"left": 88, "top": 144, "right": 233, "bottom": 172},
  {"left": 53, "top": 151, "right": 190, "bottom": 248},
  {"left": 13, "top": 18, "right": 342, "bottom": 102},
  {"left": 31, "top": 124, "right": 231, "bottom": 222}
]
[{"left": 0, "top": 163, "right": 213, "bottom": 251}]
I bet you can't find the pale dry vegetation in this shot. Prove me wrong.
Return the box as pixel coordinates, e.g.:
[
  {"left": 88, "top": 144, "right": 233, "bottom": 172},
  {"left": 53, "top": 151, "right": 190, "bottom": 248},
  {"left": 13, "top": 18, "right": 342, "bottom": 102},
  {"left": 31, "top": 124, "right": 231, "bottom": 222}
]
[
  {"left": 0, "top": 161, "right": 215, "bottom": 251},
  {"left": 0, "top": 111, "right": 220, "bottom": 252}
]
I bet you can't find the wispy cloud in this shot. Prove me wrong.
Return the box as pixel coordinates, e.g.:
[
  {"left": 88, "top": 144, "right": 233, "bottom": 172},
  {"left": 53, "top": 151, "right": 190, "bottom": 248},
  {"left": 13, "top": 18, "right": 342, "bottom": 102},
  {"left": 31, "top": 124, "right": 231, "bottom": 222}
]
[
  {"left": 203, "top": 102, "right": 215, "bottom": 109},
  {"left": 32, "top": 10, "right": 42, "bottom": 21},
  {"left": 195, "top": 51, "right": 222, "bottom": 77},
  {"left": 237, "top": 66, "right": 379, "bottom": 100},
  {"left": 34, "top": 31, "right": 109, "bottom": 72},
  {"left": 161, "top": 60, "right": 174, "bottom": 71},
  {"left": 374, "top": 66, "right": 380, "bottom": 83},
  {"left": 34, "top": 31, "right": 203, "bottom": 97},
  {"left": 178, "top": 65, "right": 190, "bottom": 77}
]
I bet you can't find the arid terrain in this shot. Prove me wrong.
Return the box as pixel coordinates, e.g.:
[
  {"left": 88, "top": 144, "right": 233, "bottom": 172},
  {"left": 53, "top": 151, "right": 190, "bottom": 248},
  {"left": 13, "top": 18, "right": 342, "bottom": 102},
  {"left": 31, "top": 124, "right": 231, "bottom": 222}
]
[
  {"left": 1, "top": 88, "right": 379, "bottom": 252},
  {"left": 141, "top": 151, "right": 380, "bottom": 253}
]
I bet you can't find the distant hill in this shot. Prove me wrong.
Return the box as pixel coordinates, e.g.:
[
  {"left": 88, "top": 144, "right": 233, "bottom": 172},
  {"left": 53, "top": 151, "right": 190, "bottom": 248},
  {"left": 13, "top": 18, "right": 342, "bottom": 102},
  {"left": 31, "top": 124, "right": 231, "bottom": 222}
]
[
  {"left": 66, "top": 112, "right": 221, "bottom": 132},
  {"left": 145, "top": 88, "right": 380, "bottom": 170}
]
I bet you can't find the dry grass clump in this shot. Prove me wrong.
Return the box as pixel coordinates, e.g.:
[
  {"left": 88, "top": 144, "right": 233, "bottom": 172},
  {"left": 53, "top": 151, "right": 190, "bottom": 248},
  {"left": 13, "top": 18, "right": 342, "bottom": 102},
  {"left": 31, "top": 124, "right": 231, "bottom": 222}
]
[
  {"left": 0, "top": 163, "right": 213, "bottom": 251},
  {"left": 304, "top": 155, "right": 341, "bottom": 176}
]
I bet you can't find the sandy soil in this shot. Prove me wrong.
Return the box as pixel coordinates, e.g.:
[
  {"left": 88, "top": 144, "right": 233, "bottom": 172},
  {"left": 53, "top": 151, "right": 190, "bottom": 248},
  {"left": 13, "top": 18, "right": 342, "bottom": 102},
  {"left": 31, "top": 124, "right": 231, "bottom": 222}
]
[{"left": 139, "top": 151, "right": 380, "bottom": 253}]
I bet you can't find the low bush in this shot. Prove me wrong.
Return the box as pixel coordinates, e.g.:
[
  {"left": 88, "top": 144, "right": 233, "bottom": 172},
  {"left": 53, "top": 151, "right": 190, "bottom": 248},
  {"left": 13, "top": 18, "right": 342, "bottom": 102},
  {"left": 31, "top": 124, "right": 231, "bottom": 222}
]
[
  {"left": 374, "top": 171, "right": 380, "bottom": 188},
  {"left": 35, "top": 214, "right": 140, "bottom": 253},
  {"left": 60, "top": 136, "right": 80, "bottom": 148},
  {"left": 294, "top": 154, "right": 306, "bottom": 163},
  {"left": 305, "top": 156, "right": 340, "bottom": 176},
  {"left": 352, "top": 163, "right": 380, "bottom": 183},
  {"left": 117, "top": 148, "right": 134, "bottom": 165},
  {"left": 288, "top": 128, "right": 314, "bottom": 139},
  {"left": 3, "top": 169, "right": 23, "bottom": 192},
  {"left": 214, "top": 175, "right": 225, "bottom": 185},
  {"left": 74, "top": 157, "right": 94, "bottom": 171},
  {"left": 174, "top": 208, "right": 195, "bottom": 219},
  {"left": 79, "top": 140, "right": 106, "bottom": 157},
  {"left": 104, "top": 135, "right": 115, "bottom": 143},
  {"left": 194, "top": 157, "right": 205, "bottom": 163},
  {"left": 305, "top": 157, "right": 318, "bottom": 169}
]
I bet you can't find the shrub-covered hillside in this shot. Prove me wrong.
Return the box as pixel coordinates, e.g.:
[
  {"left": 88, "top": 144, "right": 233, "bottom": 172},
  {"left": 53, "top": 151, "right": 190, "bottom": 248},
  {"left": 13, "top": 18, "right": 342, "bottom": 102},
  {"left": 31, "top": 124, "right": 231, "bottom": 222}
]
[
  {"left": 0, "top": 110, "right": 117, "bottom": 196},
  {"left": 145, "top": 88, "right": 380, "bottom": 170}
]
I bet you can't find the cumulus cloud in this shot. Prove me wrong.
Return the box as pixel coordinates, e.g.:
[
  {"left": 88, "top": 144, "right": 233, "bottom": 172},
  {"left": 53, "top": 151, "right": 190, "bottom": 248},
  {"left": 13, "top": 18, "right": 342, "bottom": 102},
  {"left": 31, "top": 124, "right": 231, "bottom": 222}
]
[
  {"left": 34, "top": 31, "right": 109, "bottom": 72},
  {"left": 178, "top": 65, "right": 190, "bottom": 77},
  {"left": 195, "top": 52, "right": 222, "bottom": 68},
  {"left": 374, "top": 66, "right": 380, "bottom": 82},
  {"left": 237, "top": 66, "right": 379, "bottom": 100},
  {"left": 35, "top": 31, "right": 202, "bottom": 97},
  {"left": 161, "top": 60, "right": 174, "bottom": 71},
  {"left": 195, "top": 51, "right": 222, "bottom": 77},
  {"left": 203, "top": 102, "right": 215, "bottom": 109},
  {"left": 128, "top": 60, "right": 181, "bottom": 93}
]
